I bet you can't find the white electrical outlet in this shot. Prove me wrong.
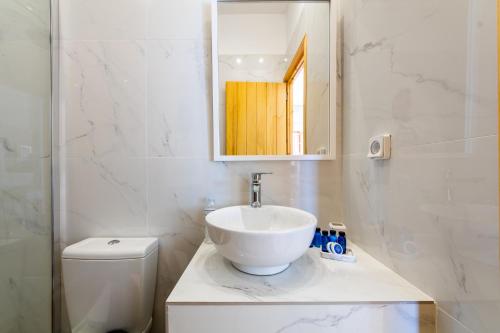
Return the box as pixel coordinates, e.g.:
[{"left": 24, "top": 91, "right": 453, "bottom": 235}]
[{"left": 367, "top": 134, "right": 391, "bottom": 160}]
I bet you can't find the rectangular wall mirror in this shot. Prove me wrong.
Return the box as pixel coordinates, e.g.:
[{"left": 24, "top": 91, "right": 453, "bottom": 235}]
[{"left": 211, "top": 0, "right": 339, "bottom": 161}]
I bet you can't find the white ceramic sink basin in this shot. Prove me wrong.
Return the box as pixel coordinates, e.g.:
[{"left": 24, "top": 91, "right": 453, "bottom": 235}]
[{"left": 205, "top": 205, "right": 317, "bottom": 275}]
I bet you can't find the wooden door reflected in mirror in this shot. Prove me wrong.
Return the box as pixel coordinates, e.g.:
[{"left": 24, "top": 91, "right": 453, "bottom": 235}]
[{"left": 226, "top": 81, "right": 287, "bottom": 155}]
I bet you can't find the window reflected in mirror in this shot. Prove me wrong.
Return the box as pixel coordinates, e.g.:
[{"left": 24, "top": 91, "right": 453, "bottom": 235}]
[
  {"left": 291, "top": 65, "right": 305, "bottom": 155},
  {"left": 285, "top": 35, "right": 307, "bottom": 155}
]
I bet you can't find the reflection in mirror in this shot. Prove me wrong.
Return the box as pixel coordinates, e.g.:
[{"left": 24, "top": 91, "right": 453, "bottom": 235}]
[
  {"left": 286, "top": 35, "right": 307, "bottom": 155},
  {"left": 216, "top": 1, "right": 332, "bottom": 158}
]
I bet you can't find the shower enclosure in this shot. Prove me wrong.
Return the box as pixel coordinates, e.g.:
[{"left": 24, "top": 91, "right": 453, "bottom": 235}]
[{"left": 0, "top": 0, "right": 53, "bottom": 331}]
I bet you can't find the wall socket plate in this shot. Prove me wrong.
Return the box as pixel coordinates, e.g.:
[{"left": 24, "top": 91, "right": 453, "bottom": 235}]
[{"left": 367, "top": 134, "right": 391, "bottom": 160}]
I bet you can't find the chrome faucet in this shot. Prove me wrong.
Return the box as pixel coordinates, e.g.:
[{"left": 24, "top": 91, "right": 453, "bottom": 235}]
[{"left": 250, "top": 172, "right": 272, "bottom": 208}]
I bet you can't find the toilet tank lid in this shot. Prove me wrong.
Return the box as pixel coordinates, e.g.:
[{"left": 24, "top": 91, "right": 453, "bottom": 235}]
[{"left": 62, "top": 238, "right": 158, "bottom": 260}]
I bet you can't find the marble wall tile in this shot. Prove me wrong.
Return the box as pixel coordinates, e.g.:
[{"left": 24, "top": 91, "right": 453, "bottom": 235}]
[
  {"left": 0, "top": 40, "right": 51, "bottom": 158},
  {"left": 0, "top": 156, "right": 52, "bottom": 239},
  {"left": 62, "top": 156, "right": 147, "bottom": 246},
  {"left": 0, "top": 157, "right": 52, "bottom": 333},
  {"left": 0, "top": 256, "right": 52, "bottom": 333},
  {"left": 344, "top": 137, "right": 499, "bottom": 332},
  {"left": 60, "top": 40, "right": 146, "bottom": 158},
  {"left": 146, "top": 39, "right": 211, "bottom": 158},
  {"left": 343, "top": 0, "right": 497, "bottom": 155},
  {"left": 342, "top": 0, "right": 499, "bottom": 332},
  {"left": 147, "top": 0, "right": 211, "bottom": 40},
  {"left": 18, "top": 275, "right": 52, "bottom": 332},
  {"left": 0, "top": 0, "right": 50, "bottom": 41},
  {"left": 437, "top": 308, "right": 474, "bottom": 333},
  {"left": 0, "top": 238, "right": 24, "bottom": 332},
  {"left": 59, "top": 0, "right": 147, "bottom": 40},
  {"left": 0, "top": 0, "right": 52, "bottom": 331}
]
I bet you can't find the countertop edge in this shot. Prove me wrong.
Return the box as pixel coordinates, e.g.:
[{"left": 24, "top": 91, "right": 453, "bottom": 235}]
[{"left": 166, "top": 300, "right": 436, "bottom": 306}]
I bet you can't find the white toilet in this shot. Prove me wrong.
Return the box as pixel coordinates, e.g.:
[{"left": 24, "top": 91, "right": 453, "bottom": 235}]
[{"left": 62, "top": 238, "right": 158, "bottom": 333}]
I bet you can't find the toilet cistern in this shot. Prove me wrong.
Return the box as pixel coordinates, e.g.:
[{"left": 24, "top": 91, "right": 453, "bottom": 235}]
[
  {"left": 62, "top": 237, "right": 158, "bottom": 333},
  {"left": 250, "top": 172, "right": 272, "bottom": 208}
]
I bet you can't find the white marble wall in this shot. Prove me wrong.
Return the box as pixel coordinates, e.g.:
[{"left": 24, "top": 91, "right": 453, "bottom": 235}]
[
  {"left": 342, "top": 0, "right": 499, "bottom": 332},
  {"left": 0, "top": 0, "right": 53, "bottom": 332},
  {"left": 57, "top": 0, "right": 343, "bottom": 332}
]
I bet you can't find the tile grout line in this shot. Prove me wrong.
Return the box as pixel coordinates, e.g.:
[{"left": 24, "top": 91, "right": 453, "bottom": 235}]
[
  {"left": 145, "top": 22, "right": 150, "bottom": 236},
  {"left": 342, "top": 134, "right": 498, "bottom": 157},
  {"left": 437, "top": 307, "right": 475, "bottom": 333}
]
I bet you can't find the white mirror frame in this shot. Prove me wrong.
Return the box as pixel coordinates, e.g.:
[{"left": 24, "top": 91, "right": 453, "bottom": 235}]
[{"left": 211, "top": 0, "right": 339, "bottom": 161}]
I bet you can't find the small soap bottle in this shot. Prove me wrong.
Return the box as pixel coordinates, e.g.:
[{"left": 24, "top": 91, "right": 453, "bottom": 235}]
[
  {"left": 321, "top": 230, "right": 329, "bottom": 252},
  {"left": 328, "top": 230, "right": 337, "bottom": 243},
  {"left": 312, "top": 228, "right": 322, "bottom": 248},
  {"left": 338, "top": 231, "right": 347, "bottom": 254}
]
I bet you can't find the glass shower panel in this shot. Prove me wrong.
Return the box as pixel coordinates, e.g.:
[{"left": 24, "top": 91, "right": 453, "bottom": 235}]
[{"left": 0, "top": 0, "right": 52, "bottom": 332}]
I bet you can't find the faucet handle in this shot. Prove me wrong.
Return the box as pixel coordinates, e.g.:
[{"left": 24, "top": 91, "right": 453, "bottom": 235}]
[{"left": 251, "top": 172, "right": 273, "bottom": 182}]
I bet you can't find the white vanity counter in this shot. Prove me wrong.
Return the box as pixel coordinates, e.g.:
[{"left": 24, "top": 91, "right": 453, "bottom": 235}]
[
  {"left": 166, "top": 241, "right": 435, "bottom": 333},
  {"left": 167, "top": 241, "right": 433, "bottom": 304}
]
